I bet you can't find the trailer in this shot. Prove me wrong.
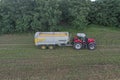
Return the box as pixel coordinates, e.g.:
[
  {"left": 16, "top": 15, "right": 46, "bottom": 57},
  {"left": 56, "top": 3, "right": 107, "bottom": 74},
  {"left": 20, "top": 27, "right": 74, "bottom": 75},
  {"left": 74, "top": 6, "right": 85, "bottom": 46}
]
[
  {"left": 34, "top": 32, "right": 70, "bottom": 49},
  {"left": 34, "top": 32, "right": 96, "bottom": 50}
]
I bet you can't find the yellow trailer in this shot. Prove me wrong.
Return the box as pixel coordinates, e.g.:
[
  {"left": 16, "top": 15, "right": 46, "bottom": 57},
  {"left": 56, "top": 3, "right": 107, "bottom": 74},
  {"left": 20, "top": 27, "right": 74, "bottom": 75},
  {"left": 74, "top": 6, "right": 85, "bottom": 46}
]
[{"left": 34, "top": 32, "right": 70, "bottom": 49}]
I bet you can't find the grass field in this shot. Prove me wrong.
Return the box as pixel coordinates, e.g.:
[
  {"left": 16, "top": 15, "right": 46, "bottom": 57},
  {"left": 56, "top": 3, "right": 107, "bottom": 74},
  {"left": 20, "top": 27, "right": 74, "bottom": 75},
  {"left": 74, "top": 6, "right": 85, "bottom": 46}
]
[{"left": 0, "top": 25, "right": 120, "bottom": 80}]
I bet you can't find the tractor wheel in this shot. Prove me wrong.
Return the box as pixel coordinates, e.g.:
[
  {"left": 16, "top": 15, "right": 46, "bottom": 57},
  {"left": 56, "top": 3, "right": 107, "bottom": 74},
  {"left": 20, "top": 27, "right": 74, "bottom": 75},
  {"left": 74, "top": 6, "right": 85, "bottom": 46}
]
[
  {"left": 48, "top": 45, "right": 54, "bottom": 49},
  {"left": 74, "top": 43, "right": 82, "bottom": 50},
  {"left": 41, "top": 45, "right": 46, "bottom": 50},
  {"left": 88, "top": 43, "right": 96, "bottom": 50}
]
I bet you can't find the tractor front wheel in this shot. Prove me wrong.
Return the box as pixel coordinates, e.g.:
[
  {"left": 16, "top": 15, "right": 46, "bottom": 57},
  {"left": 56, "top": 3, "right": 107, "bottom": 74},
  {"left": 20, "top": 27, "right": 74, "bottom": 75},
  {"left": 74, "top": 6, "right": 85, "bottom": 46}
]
[
  {"left": 74, "top": 43, "right": 82, "bottom": 50},
  {"left": 88, "top": 43, "right": 96, "bottom": 50}
]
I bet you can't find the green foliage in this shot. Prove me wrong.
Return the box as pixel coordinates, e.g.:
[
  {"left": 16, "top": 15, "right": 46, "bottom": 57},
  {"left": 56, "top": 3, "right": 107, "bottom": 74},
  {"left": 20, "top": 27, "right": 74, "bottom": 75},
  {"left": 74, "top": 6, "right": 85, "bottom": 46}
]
[
  {"left": 0, "top": 0, "right": 120, "bottom": 34},
  {"left": 59, "top": 0, "right": 90, "bottom": 29},
  {"left": 33, "top": 0, "right": 62, "bottom": 31},
  {"left": 88, "top": 0, "right": 120, "bottom": 28},
  {"left": 0, "top": 0, "right": 91, "bottom": 33},
  {"left": 0, "top": 0, "right": 34, "bottom": 33},
  {"left": 0, "top": 0, "right": 62, "bottom": 33},
  {"left": 70, "top": 0, "right": 90, "bottom": 29}
]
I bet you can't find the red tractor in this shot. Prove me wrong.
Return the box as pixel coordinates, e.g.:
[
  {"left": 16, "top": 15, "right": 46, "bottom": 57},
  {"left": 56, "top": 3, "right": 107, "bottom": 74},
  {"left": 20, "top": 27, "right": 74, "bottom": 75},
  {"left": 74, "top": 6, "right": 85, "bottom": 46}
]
[{"left": 72, "top": 33, "right": 96, "bottom": 50}]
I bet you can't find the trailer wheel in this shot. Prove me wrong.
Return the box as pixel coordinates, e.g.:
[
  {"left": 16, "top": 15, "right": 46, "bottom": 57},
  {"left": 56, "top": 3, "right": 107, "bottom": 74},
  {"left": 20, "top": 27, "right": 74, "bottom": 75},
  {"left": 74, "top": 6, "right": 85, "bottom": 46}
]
[
  {"left": 41, "top": 45, "right": 46, "bottom": 50},
  {"left": 74, "top": 43, "right": 82, "bottom": 50},
  {"left": 88, "top": 43, "right": 96, "bottom": 50},
  {"left": 48, "top": 45, "right": 54, "bottom": 49}
]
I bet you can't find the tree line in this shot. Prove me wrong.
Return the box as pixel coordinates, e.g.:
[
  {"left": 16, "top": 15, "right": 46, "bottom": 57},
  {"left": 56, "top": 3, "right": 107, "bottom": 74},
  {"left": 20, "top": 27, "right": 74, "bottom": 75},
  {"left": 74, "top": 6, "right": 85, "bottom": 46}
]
[{"left": 0, "top": 0, "right": 120, "bottom": 34}]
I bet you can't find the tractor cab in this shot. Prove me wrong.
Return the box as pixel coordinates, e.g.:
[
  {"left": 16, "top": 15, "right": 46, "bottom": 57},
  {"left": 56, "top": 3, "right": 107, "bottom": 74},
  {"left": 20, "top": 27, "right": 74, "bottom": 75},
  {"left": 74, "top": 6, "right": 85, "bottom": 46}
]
[
  {"left": 73, "top": 33, "right": 96, "bottom": 50},
  {"left": 73, "top": 33, "right": 87, "bottom": 43}
]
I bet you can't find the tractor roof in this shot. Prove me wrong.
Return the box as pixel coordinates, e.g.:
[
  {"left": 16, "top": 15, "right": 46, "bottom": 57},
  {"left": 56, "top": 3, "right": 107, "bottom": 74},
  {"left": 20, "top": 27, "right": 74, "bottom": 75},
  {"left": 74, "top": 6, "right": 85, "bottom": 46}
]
[{"left": 77, "top": 33, "right": 86, "bottom": 37}]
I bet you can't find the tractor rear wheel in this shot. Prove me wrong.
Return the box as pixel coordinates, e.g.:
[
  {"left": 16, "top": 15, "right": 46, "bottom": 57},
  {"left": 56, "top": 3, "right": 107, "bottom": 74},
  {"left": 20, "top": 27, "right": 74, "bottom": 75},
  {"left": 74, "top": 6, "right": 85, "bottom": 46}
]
[
  {"left": 74, "top": 43, "right": 82, "bottom": 50},
  {"left": 88, "top": 43, "right": 96, "bottom": 50}
]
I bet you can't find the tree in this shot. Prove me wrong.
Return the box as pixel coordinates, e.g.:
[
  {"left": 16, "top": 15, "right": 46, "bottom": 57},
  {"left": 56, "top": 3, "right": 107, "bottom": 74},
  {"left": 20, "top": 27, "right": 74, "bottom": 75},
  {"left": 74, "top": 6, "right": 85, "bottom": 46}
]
[
  {"left": 0, "top": 0, "right": 35, "bottom": 33},
  {"left": 34, "top": 0, "right": 62, "bottom": 31},
  {"left": 60, "top": 0, "right": 90, "bottom": 29},
  {"left": 88, "top": 0, "right": 120, "bottom": 28}
]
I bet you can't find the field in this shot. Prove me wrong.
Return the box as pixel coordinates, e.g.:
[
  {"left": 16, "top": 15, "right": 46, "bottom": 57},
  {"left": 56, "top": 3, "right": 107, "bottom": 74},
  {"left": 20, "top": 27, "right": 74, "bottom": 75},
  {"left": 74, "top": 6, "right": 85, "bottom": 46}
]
[{"left": 0, "top": 25, "right": 120, "bottom": 80}]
